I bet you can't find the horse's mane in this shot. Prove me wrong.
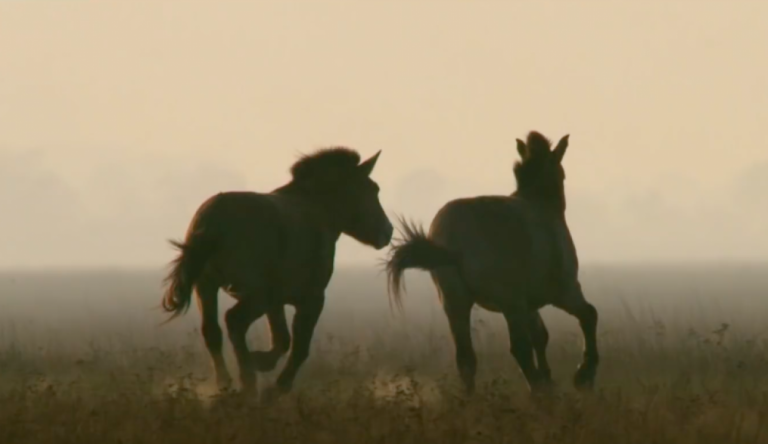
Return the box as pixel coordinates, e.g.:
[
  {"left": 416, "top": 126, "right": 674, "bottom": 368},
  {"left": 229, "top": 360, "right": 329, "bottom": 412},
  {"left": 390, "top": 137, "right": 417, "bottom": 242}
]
[
  {"left": 513, "top": 131, "right": 553, "bottom": 173},
  {"left": 512, "top": 131, "right": 564, "bottom": 204},
  {"left": 290, "top": 147, "right": 362, "bottom": 181},
  {"left": 524, "top": 131, "right": 552, "bottom": 159}
]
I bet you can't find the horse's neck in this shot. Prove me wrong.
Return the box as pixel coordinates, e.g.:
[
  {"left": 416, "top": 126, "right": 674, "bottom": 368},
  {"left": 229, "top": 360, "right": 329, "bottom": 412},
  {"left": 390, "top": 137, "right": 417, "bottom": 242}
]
[
  {"left": 511, "top": 192, "right": 566, "bottom": 222},
  {"left": 514, "top": 194, "right": 574, "bottom": 265},
  {"left": 530, "top": 205, "right": 577, "bottom": 280},
  {"left": 272, "top": 181, "right": 298, "bottom": 195},
  {"left": 272, "top": 186, "right": 344, "bottom": 238}
]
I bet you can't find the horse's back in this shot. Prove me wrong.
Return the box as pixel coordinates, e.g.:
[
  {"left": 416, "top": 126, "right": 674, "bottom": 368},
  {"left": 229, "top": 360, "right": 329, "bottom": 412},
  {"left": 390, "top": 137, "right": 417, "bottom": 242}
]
[
  {"left": 430, "top": 195, "right": 534, "bottom": 272},
  {"left": 188, "top": 191, "right": 280, "bottom": 240},
  {"left": 187, "top": 191, "right": 336, "bottom": 298},
  {"left": 187, "top": 191, "right": 280, "bottom": 273},
  {"left": 429, "top": 195, "right": 570, "bottom": 307}
]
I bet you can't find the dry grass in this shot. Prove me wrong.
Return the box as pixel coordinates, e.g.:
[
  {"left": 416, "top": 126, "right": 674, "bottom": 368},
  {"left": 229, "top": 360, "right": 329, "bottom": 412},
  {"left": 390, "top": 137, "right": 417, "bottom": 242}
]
[{"left": 1, "top": 265, "right": 768, "bottom": 443}]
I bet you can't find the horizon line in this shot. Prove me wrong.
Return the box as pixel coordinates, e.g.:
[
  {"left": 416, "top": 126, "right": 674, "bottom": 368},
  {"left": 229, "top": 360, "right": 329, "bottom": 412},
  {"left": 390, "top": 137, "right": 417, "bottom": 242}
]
[{"left": 2, "top": 259, "right": 768, "bottom": 275}]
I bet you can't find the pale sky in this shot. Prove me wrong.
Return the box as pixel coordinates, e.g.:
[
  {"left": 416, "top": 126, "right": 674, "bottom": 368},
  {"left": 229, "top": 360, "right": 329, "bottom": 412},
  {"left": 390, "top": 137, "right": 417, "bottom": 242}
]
[{"left": 1, "top": 1, "right": 767, "bottom": 269}]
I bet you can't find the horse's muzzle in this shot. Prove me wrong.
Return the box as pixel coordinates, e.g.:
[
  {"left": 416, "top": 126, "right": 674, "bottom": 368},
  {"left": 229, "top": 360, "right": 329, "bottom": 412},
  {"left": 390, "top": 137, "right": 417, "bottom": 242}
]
[{"left": 374, "top": 220, "right": 394, "bottom": 250}]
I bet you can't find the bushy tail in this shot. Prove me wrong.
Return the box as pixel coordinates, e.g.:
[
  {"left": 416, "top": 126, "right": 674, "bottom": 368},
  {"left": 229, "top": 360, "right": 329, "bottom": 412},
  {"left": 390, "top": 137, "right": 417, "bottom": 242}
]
[
  {"left": 160, "top": 231, "right": 216, "bottom": 323},
  {"left": 383, "top": 217, "right": 460, "bottom": 313}
]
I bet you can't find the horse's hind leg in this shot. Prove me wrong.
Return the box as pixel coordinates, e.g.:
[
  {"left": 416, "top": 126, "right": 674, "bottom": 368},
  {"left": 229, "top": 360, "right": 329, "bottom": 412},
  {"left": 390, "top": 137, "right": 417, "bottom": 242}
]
[
  {"left": 272, "top": 293, "right": 325, "bottom": 393},
  {"left": 196, "top": 280, "right": 232, "bottom": 391},
  {"left": 434, "top": 270, "right": 477, "bottom": 395},
  {"left": 553, "top": 282, "right": 599, "bottom": 390},
  {"left": 225, "top": 297, "right": 267, "bottom": 393},
  {"left": 502, "top": 307, "right": 547, "bottom": 392},
  {"left": 444, "top": 300, "right": 477, "bottom": 395},
  {"left": 251, "top": 305, "right": 291, "bottom": 372},
  {"left": 528, "top": 311, "right": 552, "bottom": 383}
]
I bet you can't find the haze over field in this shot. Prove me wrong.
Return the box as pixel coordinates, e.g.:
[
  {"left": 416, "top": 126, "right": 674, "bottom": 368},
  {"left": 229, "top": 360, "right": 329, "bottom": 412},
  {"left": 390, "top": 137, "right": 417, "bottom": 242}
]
[
  {"left": 1, "top": 264, "right": 766, "bottom": 444},
  {"left": 1, "top": 2, "right": 767, "bottom": 270},
  {"left": 3, "top": 6, "right": 768, "bottom": 442}
]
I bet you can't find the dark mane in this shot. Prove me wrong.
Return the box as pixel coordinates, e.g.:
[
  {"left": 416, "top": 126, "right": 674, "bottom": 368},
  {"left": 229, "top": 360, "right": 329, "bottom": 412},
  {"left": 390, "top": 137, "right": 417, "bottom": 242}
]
[
  {"left": 513, "top": 131, "right": 554, "bottom": 177},
  {"left": 512, "top": 131, "right": 562, "bottom": 205},
  {"left": 525, "top": 131, "right": 552, "bottom": 158},
  {"left": 289, "top": 147, "right": 361, "bottom": 182}
]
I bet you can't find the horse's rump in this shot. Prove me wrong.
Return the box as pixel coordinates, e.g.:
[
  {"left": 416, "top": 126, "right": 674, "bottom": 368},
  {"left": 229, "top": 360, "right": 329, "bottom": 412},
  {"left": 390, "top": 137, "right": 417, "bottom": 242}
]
[
  {"left": 430, "top": 196, "right": 576, "bottom": 300},
  {"left": 161, "top": 229, "right": 218, "bottom": 321}
]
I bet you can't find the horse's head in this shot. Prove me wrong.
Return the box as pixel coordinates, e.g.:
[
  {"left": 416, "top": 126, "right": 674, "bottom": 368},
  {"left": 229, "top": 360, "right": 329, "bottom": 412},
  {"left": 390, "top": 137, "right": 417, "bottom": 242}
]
[
  {"left": 513, "top": 131, "right": 570, "bottom": 211},
  {"left": 288, "top": 147, "right": 393, "bottom": 249}
]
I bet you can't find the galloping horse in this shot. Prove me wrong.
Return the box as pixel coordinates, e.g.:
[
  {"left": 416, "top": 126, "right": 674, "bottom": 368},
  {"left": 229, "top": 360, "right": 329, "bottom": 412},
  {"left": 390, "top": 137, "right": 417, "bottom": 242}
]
[
  {"left": 161, "top": 147, "right": 393, "bottom": 396},
  {"left": 384, "top": 132, "right": 599, "bottom": 394}
]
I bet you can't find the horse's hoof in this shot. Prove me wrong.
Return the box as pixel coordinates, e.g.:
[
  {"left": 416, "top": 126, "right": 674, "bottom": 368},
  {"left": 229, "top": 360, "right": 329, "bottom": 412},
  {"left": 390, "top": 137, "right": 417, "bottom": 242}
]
[
  {"left": 217, "top": 385, "right": 236, "bottom": 397},
  {"left": 237, "top": 376, "right": 259, "bottom": 396},
  {"left": 216, "top": 376, "right": 233, "bottom": 393},
  {"left": 260, "top": 385, "right": 288, "bottom": 405},
  {"left": 459, "top": 375, "right": 475, "bottom": 397},
  {"left": 573, "top": 365, "right": 596, "bottom": 391},
  {"left": 534, "top": 379, "right": 556, "bottom": 393}
]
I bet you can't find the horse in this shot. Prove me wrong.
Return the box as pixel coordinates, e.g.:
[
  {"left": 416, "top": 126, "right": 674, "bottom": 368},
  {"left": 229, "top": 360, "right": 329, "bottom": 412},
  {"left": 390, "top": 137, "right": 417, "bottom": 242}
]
[
  {"left": 384, "top": 131, "right": 599, "bottom": 394},
  {"left": 160, "top": 147, "right": 393, "bottom": 397}
]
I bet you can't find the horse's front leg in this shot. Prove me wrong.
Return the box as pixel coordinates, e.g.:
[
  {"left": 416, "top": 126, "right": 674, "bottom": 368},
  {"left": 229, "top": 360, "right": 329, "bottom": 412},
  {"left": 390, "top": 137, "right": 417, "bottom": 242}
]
[
  {"left": 554, "top": 282, "right": 599, "bottom": 390},
  {"left": 265, "top": 293, "right": 325, "bottom": 398},
  {"left": 225, "top": 297, "right": 267, "bottom": 393},
  {"left": 250, "top": 305, "right": 291, "bottom": 372},
  {"left": 527, "top": 310, "right": 552, "bottom": 383}
]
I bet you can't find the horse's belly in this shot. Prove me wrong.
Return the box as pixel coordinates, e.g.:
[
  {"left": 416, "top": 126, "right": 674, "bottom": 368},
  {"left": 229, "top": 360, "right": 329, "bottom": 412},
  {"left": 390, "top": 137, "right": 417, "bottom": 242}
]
[
  {"left": 221, "top": 283, "right": 252, "bottom": 301},
  {"left": 474, "top": 300, "right": 504, "bottom": 313},
  {"left": 278, "top": 273, "right": 330, "bottom": 304},
  {"left": 276, "top": 254, "right": 335, "bottom": 303}
]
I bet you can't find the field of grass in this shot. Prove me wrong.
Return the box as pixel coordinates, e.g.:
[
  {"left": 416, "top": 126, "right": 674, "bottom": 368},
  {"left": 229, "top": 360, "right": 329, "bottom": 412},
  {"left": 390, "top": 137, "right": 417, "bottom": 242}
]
[{"left": 1, "top": 264, "right": 768, "bottom": 443}]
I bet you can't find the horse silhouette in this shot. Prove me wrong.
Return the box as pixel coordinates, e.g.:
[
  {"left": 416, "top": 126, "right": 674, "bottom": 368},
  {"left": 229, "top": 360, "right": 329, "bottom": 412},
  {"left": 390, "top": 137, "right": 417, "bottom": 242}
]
[
  {"left": 385, "top": 132, "right": 599, "bottom": 394},
  {"left": 161, "top": 147, "right": 393, "bottom": 397}
]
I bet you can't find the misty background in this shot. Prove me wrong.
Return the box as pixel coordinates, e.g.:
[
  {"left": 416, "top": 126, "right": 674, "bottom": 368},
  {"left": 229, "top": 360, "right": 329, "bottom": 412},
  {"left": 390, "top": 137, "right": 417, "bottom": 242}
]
[{"left": 1, "top": 2, "right": 768, "bottom": 270}]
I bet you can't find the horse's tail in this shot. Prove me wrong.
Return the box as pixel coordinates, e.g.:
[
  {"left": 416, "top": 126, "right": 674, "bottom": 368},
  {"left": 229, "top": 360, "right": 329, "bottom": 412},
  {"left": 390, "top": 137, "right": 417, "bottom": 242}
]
[
  {"left": 384, "top": 217, "right": 461, "bottom": 313},
  {"left": 160, "top": 230, "right": 217, "bottom": 323}
]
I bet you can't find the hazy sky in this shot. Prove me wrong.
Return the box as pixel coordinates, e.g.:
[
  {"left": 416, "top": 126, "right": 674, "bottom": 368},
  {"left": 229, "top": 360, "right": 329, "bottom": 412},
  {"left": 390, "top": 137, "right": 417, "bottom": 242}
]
[{"left": 1, "top": 2, "right": 767, "bottom": 269}]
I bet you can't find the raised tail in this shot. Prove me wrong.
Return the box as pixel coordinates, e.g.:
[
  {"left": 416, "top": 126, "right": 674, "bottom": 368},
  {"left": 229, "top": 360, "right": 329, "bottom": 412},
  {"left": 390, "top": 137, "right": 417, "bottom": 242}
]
[
  {"left": 160, "top": 230, "right": 217, "bottom": 323},
  {"left": 383, "top": 217, "right": 460, "bottom": 312}
]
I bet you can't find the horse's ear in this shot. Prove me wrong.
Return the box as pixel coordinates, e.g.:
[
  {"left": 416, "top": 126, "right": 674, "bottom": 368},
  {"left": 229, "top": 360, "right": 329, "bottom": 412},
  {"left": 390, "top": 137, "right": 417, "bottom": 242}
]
[
  {"left": 552, "top": 134, "right": 569, "bottom": 163},
  {"left": 357, "top": 150, "right": 381, "bottom": 177},
  {"left": 516, "top": 139, "right": 528, "bottom": 160}
]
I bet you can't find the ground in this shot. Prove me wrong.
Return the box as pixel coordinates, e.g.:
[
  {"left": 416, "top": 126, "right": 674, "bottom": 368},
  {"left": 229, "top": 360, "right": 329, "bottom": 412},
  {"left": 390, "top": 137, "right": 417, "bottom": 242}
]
[{"left": 0, "top": 265, "right": 767, "bottom": 443}]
